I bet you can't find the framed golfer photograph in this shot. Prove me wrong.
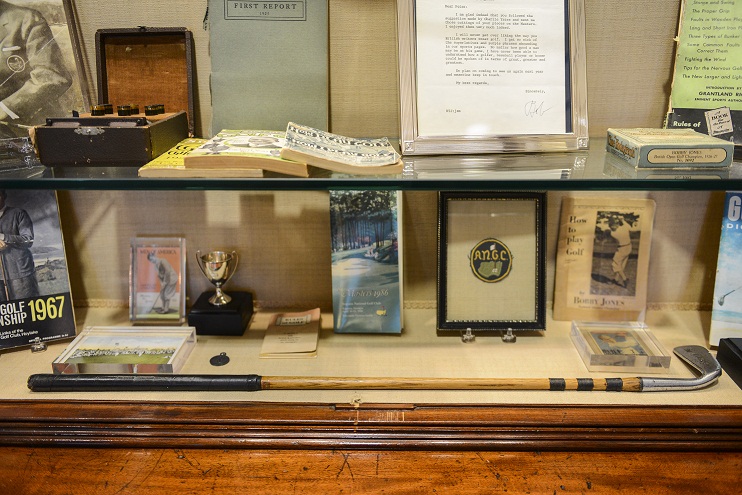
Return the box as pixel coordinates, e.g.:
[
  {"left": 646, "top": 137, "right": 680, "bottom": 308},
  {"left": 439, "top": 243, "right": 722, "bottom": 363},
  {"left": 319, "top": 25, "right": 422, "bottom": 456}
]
[
  {"left": 397, "top": 0, "right": 588, "bottom": 155},
  {"left": 437, "top": 192, "right": 546, "bottom": 335},
  {"left": 129, "top": 237, "right": 186, "bottom": 325}
]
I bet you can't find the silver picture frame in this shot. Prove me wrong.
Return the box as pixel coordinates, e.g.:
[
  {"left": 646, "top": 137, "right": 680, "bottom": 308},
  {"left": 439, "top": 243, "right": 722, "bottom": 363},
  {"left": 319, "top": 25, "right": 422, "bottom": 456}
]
[{"left": 397, "top": 0, "right": 588, "bottom": 155}]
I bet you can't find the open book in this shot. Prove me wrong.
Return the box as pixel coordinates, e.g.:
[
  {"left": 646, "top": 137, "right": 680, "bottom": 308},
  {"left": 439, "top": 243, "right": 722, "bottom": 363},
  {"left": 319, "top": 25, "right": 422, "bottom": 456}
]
[
  {"left": 280, "top": 122, "right": 404, "bottom": 175},
  {"left": 183, "top": 130, "right": 309, "bottom": 177}
]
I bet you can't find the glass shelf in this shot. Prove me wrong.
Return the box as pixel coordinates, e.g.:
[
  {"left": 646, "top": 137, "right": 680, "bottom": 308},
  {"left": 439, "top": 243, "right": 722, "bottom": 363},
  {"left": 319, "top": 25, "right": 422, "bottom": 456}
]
[{"left": 2, "top": 138, "right": 740, "bottom": 191}]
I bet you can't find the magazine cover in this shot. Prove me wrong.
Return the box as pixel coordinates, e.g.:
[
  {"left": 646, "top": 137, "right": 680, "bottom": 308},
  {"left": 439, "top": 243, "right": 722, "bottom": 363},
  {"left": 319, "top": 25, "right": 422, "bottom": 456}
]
[
  {"left": 710, "top": 191, "right": 742, "bottom": 346},
  {"left": 0, "top": 189, "right": 75, "bottom": 349},
  {"left": 330, "top": 190, "right": 403, "bottom": 333},
  {"left": 553, "top": 197, "right": 656, "bottom": 321}
]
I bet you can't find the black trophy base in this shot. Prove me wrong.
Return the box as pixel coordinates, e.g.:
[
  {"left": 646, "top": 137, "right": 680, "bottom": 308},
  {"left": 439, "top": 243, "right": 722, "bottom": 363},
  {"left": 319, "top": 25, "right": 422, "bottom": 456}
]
[{"left": 187, "top": 291, "right": 253, "bottom": 336}]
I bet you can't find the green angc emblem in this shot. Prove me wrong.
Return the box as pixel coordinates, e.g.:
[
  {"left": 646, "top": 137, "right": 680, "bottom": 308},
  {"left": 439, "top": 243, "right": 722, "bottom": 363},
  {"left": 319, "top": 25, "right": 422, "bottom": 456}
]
[{"left": 470, "top": 238, "right": 512, "bottom": 283}]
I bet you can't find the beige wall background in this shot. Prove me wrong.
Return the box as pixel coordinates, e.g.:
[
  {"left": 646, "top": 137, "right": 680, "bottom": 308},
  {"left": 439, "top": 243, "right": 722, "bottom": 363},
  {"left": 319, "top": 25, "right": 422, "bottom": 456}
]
[{"left": 61, "top": 0, "right": 725, "bottom": 312}]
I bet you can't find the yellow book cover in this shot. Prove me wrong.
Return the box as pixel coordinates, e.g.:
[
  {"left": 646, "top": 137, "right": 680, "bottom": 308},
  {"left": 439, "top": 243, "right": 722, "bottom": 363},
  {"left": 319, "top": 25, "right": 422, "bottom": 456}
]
[{"left": 138, "top": 138, "right": 263, "bottom": 178}]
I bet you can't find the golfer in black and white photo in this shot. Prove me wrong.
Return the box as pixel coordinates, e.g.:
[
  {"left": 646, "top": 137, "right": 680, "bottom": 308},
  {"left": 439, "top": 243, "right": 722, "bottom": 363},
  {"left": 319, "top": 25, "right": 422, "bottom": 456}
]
[{"left": 0, "top": 0, "right": 82, "bottom": 137}]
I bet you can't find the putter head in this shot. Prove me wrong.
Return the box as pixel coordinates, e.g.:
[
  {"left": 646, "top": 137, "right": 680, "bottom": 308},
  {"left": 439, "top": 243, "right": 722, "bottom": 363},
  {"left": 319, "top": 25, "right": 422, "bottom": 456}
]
[{"left": 639, "top": 345, "right": 722, "bottom": 392}]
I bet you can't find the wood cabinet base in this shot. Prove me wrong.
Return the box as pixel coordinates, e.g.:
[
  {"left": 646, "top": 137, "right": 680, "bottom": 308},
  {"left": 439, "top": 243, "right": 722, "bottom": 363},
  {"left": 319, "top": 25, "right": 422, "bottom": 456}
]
[{"left": 1, "top": 400, "right": 740, "bottom": 493}]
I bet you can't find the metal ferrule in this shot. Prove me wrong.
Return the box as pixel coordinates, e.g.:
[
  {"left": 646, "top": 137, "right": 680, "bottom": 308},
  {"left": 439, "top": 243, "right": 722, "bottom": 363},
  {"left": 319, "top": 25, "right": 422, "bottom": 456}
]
[
  {"left": 639, "top": 372, "right": 721, "bottom": 392},
  {"left": 639, "top": 345, "right": 722, "bottom": 392}
]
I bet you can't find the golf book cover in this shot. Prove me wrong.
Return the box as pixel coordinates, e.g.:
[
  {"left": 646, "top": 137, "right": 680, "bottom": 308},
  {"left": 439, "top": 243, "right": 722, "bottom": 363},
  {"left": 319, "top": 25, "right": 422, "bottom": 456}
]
[
  {"left": 710, "top": 191, "right": 742, "bottom": 346},
  {"left": 329, "top": 190, "right": 403, "bottom": 333},
  {"left": 0, "top": 189, "right": 75, "bottom": 350},
  {"left": 553, "top": 196, "right": 656, "bottom": 322}
]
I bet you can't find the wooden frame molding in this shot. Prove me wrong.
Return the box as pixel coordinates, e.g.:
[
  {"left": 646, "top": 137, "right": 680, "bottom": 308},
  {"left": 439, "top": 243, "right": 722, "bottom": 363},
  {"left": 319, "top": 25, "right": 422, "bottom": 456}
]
[{"left": 1, "top": 401, "right": 741, "bottom": 451}]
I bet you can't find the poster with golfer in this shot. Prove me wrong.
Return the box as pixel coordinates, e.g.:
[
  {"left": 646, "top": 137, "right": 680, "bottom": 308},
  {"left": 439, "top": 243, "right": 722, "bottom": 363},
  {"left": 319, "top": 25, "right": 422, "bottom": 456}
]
[
  {"left": 710, "top": 191, "right": 742, "bottom": 346},
  {"left": 0, "top": 189, "right": 75, "bottom": 350}
]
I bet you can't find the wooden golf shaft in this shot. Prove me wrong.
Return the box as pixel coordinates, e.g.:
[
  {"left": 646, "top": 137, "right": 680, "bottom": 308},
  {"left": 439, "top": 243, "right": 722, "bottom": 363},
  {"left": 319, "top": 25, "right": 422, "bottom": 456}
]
[
  {"left": 262, "top": 376, "right": 643, "bottom": 392},
  {"left": 27, "top": 374, "right": 643, "bottom": 392}
]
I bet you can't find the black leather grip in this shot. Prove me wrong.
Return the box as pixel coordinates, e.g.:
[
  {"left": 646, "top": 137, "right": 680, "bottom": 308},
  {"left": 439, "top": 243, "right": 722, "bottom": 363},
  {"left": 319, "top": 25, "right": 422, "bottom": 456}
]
[{"left": 27, "top": 374, "right": 263, "bottom": 392}]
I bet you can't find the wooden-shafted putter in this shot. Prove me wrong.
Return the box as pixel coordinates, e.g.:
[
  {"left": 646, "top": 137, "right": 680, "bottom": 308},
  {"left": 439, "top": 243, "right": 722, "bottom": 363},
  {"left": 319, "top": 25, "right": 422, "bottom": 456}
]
[{"left": 27, "top": 345, "right": 721, "bottom": 394}]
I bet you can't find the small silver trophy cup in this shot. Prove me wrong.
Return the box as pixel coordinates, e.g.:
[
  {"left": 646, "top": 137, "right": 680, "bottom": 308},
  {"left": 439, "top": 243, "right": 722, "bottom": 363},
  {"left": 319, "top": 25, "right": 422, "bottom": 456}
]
[{"left": 196, "top": 250, "right": 238, "bottom": 306}]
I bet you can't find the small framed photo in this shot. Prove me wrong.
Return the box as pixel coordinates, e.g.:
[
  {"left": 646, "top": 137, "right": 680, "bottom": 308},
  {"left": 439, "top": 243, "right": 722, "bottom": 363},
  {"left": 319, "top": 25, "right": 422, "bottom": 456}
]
[
  {"left": 437, "top": 192, "right": 546, "bottom": 335},
  {"left": 129, "top": 237, "right": 186, "bottom": 324},
  {"left": 397, "top": 0, "right": 588, "bottom": 155}
]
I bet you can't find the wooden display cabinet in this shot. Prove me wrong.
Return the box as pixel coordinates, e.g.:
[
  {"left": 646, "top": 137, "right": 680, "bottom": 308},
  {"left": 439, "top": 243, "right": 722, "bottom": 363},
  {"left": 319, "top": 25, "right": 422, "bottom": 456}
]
[
  {"left": 2, "top": 147, "right": 742, "bottom": 493},
  {"left": 2, "top": 1, "right": 740, "bottom": 490}
]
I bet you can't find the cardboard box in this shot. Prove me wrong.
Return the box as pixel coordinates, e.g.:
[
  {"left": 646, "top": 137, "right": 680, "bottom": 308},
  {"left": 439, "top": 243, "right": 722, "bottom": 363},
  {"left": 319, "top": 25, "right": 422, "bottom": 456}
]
[{"left": 34, "top": 27, "right": 195, "bottom": 167}]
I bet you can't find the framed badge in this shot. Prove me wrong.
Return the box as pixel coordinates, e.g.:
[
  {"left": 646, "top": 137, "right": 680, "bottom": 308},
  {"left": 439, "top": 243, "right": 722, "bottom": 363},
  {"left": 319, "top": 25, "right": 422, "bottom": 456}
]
[
  {"left": 129, "top": 237, "right": 186, "bottom": 325},
  {"left": 437, "top": 192, "right": 546, "bottom": 335},
  {"left": 397, "top": 0, "right": 588, "bottom": 155}
]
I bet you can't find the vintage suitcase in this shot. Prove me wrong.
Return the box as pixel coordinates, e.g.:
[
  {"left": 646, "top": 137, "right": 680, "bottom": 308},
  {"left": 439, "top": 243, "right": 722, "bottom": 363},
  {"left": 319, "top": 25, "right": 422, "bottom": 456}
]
[{"left": 34, "top": 27, "right": 195, "bottom": 167}]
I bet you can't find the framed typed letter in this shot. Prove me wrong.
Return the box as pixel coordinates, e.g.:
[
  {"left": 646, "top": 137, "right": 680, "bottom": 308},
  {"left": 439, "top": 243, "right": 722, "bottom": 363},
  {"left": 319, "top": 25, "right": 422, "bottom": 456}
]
[
  {"left": 437, "top": 192, "right": 546, "bottom": 335},
  {"left": 129, "top": 237, "right": 186, "bottom": 325},
  {"left": 397, "top": 0, "right": 588, "bottom": 155}
]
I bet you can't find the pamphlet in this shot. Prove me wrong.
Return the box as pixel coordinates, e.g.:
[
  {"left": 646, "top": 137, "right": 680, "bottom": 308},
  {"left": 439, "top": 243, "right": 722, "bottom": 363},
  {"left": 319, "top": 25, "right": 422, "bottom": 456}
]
[
  {"left": 208, "top": 0, "right": 329, "bottom": 134},
  {"left": 330, "top": 190, "right": 403, "bottom": 333},
  {"left": 260, "top": 308, "right": 320, "bottom": 358}
]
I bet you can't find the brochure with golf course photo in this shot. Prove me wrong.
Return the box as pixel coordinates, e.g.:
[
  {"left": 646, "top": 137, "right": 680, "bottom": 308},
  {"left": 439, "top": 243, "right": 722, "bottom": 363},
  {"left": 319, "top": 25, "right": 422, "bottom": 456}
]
[{"left": 329, "top": 190, "right": 403, "bottom": 333}]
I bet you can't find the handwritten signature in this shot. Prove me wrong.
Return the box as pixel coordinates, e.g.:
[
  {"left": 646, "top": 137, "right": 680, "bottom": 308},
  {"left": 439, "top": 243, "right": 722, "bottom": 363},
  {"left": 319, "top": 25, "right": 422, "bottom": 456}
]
[{"left": 524, "top": 100, "right": 552, "bottom": 117}]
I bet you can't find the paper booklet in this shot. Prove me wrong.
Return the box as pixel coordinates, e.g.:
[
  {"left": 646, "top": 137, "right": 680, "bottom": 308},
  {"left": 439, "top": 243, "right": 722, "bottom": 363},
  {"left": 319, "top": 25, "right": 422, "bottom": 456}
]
[
  {"left": 553, "top": 197, "right": 656, "bottom": 322},
  {"left": 260, "top": 308, "right": 320, "bottom": 358},
  {"left": 710, "top": 191, "right": 742, "bottom": 346}
]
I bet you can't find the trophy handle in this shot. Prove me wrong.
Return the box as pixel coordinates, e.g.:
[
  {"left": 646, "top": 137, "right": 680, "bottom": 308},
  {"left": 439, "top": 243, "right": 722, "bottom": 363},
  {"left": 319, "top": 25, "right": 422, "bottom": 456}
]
[
  {"left": 195, "top": 249, "right": 209, "bottom": 279},
  {"left": 229, "top": 251, "right": 238, "bottom": 282}
]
